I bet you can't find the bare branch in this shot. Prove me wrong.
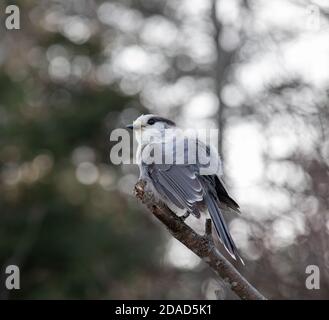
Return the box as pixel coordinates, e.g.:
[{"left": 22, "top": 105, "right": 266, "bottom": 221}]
[{"left": 134, "top": 180, "right": 267, "bottom": 300}]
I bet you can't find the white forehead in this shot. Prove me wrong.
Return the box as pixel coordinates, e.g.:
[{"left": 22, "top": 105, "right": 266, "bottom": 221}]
[{"left": 134, "top": 114, "right": 156, "bottom": 125}]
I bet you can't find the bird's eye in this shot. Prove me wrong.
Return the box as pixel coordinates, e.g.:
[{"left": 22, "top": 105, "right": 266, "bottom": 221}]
[{"left": 147, "top": 119, "right": 155, "bottom": 125}]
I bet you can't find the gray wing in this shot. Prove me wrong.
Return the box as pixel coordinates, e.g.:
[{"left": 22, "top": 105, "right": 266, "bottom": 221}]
[
  {"left": 214, "top": 176, "right": 240, "bottom": 213},
  {"left": 147, "top": 163, "right": 204, "bottom": 218},
  {"left": 145, "top": 161, "right": 242, "bottom": 262}
]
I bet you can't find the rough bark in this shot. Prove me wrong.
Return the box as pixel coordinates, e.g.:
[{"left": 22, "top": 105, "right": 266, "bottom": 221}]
[{"left": 134, "top": 180, "right": 267, "bottom": 300}]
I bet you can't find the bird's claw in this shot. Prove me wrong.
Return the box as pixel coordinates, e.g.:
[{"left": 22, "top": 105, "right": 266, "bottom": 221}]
[{"left": 181, "top": 211, "right": 190, "bottom": 221}]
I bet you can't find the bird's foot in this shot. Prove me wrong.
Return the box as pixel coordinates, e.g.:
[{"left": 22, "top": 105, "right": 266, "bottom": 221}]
[
  {"left": 181, "top": 211, "right": 190, "bottom": 221},
  {"left": 205, "top": 219, "right": 213, "bottom": 242}
]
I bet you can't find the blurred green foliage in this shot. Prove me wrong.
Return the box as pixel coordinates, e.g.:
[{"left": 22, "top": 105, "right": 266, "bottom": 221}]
[
  {"left": 0, "top": 1, "right": 168, "bottom": 299},
  {"left": 2, "top": 0, "right": 329, "bottom": 300}
]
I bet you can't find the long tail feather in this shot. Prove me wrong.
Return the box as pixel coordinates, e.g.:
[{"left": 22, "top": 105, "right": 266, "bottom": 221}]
[{"left": 204, "top": 193, "right": 244, "bottom": 265}]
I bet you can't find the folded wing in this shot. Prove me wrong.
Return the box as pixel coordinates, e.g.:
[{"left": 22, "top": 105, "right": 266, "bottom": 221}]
[{"left": 145, "top": 161, "right": 242, "bottom": 262}]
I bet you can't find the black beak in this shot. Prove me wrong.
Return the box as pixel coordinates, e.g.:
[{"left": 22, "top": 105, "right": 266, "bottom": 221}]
[{"left": 126, "top": 124, "right": 134, "bottom": 130}]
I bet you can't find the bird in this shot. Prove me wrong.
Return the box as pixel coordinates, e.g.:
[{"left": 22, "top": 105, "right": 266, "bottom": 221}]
[{"left": 126, "top": 114, "right": 244, "bottom": 264}]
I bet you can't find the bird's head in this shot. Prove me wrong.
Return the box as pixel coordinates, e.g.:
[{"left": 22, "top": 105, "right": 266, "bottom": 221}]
[{"left": 126, "top": 114, "right": 176, "bottom": 144}]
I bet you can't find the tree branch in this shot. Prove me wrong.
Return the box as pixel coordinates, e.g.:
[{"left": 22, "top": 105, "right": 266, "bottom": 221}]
[{"left": 134, "top": 180, "right": 267, "bottom": 300}]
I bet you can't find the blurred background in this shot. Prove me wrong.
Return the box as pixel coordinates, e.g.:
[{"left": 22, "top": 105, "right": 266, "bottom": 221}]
[{"left": 0, "top": 0, "right": 329, "bottom": 299}]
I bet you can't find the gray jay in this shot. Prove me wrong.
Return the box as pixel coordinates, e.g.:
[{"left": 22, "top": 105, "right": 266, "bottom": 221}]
[{"left": 127, "top": 114, "right": 243, "bottom": 263}]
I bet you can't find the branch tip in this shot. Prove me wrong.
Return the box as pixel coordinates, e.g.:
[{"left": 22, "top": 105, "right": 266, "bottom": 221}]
[{"left": 133, "top": 179, "right": 266, "bottom": 300}]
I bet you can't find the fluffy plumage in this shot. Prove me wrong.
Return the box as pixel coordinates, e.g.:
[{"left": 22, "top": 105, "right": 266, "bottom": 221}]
[{"left": 128, "top": 114, "right": 243, "bottom": 263}]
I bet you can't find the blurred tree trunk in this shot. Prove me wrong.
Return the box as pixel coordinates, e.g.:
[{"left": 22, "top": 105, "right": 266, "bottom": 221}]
[{"left": 211, "top": 0, "right": 236, "bottom": 165}]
